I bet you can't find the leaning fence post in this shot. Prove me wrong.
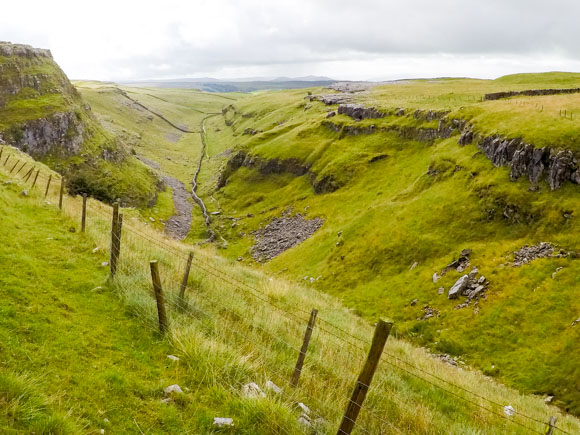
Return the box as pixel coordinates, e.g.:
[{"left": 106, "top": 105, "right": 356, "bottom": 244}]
[
  {"left": 44, "top": 174, "right": 52, "bottom": 197},
  {"left": 31, "top": 169, "right": 40, "bottom": 188},
  {"left": 291, "top": 309, "right": 318, "bottom": 387},
  {"left": 23, "top": 167, "right": 34, "bottom": 182},
  {"left": 9, "top": 159, "right": 19, "bottom": 174},
  {"left": 545, "top": 416, "right": 557, "bottom": 435},
  {"left": 178, "top": 251, "right": 194, "bottom": 300},
  {"left": 337, "top": 320, "right": 393, "bottom": 435},
  {"left": 3, "top": 154, "right": 10, "bottom": 166},
  {"left": 16, "top": 161, "right": 27, "bottom": 175},
  {"left": 150, "top": 260, "right": 168, "bottom": 334},
  {"left": 81, "top": 193, "right": 87, "bottom": 232},
  {"left": 58, "top": 176, "right": 65, "bottom": 209}
]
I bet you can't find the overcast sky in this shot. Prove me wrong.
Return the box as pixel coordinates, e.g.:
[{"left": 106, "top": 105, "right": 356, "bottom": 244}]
[{"left": 3, "top": 0, "right": 580, "bottom": 81}]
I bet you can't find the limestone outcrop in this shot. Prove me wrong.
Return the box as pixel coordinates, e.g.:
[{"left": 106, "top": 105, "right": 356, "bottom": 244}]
[
  {"left": 337, "top": 104, "right": 385, "bottom": 120},
  {"left": 463, "top": 133, "right": 580, "bottom": 190},
  {"left": 217, "top": 150, "right": 340, "bottom": 194}
]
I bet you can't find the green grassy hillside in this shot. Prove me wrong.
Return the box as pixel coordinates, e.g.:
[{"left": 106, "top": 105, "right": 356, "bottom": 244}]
[
  {"left": 180, "top": 74, "right": 580, "bottom": 415},
  {"left": 0, "top": 43, "right": 158, "bottom": 206},
  {"left": 2, "top": 145, "right": 580, "bottom": 434},
  {"left": 75, "top": 81, "right": 241, "bottom": 239}
]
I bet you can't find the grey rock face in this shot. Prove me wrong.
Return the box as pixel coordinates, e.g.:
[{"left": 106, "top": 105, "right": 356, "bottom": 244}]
[
  {"left": 458, "top": 130, "right": 474, "bottom": 146},
  {"left": 15, "top": 112, "right": 85, "bottom": 157},
  {"left": 0, "top": 41, "right": 52, "bottom": 58},
  {"left": 474, "top": 134, "right": 580, "bottom": 190},
  {"left": 337, "top": 104, "right": 385, "bottom": 120},
  {"left": 218, "top": 150, "right": 340, "bottom": 194}
]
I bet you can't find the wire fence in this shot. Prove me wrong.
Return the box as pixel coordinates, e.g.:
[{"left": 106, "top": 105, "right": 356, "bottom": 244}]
[{"left": 0, "top": 144, "right": 574, "bottom": 435}]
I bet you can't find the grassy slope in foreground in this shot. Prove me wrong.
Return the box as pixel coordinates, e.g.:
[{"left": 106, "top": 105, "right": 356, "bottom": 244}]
[
  {"left": 196, "top": 76, "right": 580, "bottom": 414},
  {"left": 2, "top": 146, "right": 580, "bottom": 433}
]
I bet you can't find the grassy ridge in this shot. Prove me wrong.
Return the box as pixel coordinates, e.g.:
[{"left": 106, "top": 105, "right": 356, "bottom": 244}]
[{"left": 2, "top": 146, "right": 580, "bottom": 433}]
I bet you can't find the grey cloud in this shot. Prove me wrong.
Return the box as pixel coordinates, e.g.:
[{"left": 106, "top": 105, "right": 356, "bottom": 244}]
[{"left": 4, "top": 0, "right": 580, "bottom": 80}]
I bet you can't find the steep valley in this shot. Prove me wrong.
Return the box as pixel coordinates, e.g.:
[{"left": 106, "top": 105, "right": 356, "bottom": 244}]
[
  {"left": 3, "top": 53, "right": 580, "bottom": 431},
  {"left": 191, "top": 75, "right": 580, "bottom": 415},
  {"left": 76, "top": 74, "right": 580, "bottom": 415}
]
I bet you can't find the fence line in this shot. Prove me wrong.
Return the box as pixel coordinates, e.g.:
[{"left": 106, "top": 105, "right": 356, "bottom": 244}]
[{"left": 0, "top": 144, "right": 571, "bottom": 435}]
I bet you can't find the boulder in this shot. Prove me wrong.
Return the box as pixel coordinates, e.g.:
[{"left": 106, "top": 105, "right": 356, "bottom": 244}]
[
  {"left": 164, "top": 384, "right": 183, "bottom": 395},
  {"left": 448, "top": 275, "right": 469, "bottom": 299},
  {"left": 213, "top": 417, "right": 234, "bottom": 428},
  {"left": 242, "top": 382, "right": 265, "bottom": 398},
  {"left": 265, "top": 380, "right": 282, "bottom": 394}
]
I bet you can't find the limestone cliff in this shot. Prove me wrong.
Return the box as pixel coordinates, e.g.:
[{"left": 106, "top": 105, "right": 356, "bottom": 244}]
[{"left": 0, "top": 42, "right": 158, "bottom": 205}]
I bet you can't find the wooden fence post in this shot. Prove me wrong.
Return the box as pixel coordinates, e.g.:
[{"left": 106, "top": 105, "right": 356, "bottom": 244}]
[
  {"left": 291, "top": 309, "right": 318, "bottom": 387},
  {"left": 16, "top": 161, "right": 27, "bottom": 175},
  {"left": 3, "top": 154, "right": 10, "bottom": 166},
  {"left": 337, "top": 320, "right": 393, "bottom": 435},
  {"left": 178, "top": 251, "right": 194, "bottom": 300},
  {"left": 150, "top": 260, "right": 168, "bottom": 334},
  {"left": 23, "top": 167, "right": 34, "bottom": 182},
  {"left": 109, "top": 201, "right": 121, "bottom": 277},
  {"left": 81, "top": 193, "right": 87, "bottom": 232},
  {"left": 109, "top": 201, "right": 119, "bottom": 276},
  {"left": 58, "top": 177, "right": 65, "bottom": 209},
  {"left": 44, "top": 174, "right": 52, "bottom": 198},
  {"left": 545, "top": 416, "right": 557, "bottom": 435},
  {"left": 9, "top": 159, "right": 19, "bottom": 174},
  {"left": 31, "top": 169, "right": 40, "bottom": 188},
  {"left": 0, "top": 146, "right": 3, "bottom": 161}
]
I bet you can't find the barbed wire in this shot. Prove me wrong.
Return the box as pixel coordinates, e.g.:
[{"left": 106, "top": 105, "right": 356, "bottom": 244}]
[{"left": 1, "top": 151, "right": 572, "bottom": 435}]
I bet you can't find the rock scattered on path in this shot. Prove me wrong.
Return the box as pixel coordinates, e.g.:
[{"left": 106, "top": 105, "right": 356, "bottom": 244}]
[
  {"left": 162, "top": 175, "right": 193, "bottom": 240},
  {"left": 137, "top": 155, "right": 193, "bottom": 240},
  {"left": 251, "top": 213, "right": 324, "bottom": 261}
]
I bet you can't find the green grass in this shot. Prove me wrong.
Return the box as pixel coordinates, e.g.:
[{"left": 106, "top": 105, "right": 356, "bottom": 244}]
[
  {"left": 183, "top": 74, "right": 580, "bottom": 416},
  {"left": 3, "top": 145, "right": 580, "bottom": 434}
]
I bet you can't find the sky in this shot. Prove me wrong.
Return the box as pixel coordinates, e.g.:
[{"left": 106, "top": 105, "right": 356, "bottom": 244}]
[{"left": 3, "top": 0, "right": 580, "bottom": 81}]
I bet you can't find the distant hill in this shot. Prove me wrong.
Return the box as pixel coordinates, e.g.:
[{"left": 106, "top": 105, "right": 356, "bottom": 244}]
[{"left": 120, "top": 76, "right": 339, "bottom": 93}]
